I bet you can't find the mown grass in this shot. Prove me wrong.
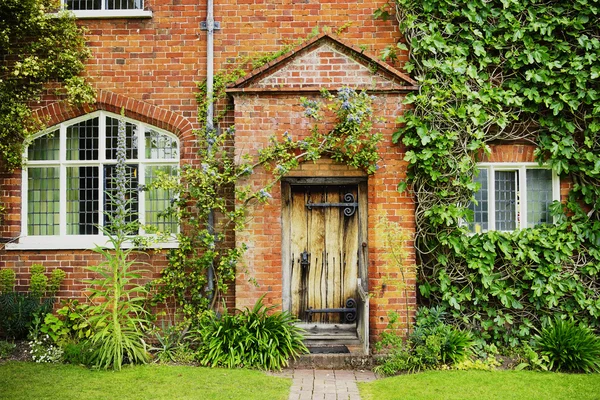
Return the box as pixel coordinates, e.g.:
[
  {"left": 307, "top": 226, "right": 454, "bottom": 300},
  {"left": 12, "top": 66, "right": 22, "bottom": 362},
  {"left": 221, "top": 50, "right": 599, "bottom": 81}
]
[
  {"left": 0, "top": 362, "right": 290, "bottom": 400},
  {"left": 359, "top": 370, "right": 600, "bottom": 400}
]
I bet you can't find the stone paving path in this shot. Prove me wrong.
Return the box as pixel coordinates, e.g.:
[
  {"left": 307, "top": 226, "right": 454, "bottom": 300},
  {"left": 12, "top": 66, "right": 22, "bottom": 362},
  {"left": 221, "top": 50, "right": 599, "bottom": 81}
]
[{"left": 272, "top": 369, "right": 377, "bottom": 400}]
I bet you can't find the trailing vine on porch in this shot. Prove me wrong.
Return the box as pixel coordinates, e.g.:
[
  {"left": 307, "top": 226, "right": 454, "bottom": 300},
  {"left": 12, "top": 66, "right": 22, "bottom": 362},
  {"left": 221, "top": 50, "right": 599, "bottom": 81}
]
[
  {"left": 151, "top": 86, "right": 383, "bottom": 321},
  {"left": 379, "top": 0, "right": 600, "bottom": 345}
]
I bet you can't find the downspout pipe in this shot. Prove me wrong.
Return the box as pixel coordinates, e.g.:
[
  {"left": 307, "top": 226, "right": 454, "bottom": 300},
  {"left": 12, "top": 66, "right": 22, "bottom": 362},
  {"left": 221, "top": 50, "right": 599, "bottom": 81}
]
[{"left": 206, "top": 0, "right": 215, "bottom": 303}]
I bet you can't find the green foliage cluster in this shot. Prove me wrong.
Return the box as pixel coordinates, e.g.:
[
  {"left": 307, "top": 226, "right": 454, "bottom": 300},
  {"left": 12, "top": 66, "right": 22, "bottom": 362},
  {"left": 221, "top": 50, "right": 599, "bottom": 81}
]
[
  {"left": 374, "top": 307, "right": 474, "bottom": 376},
  {"left": 153, "top": 87, "right": 382, "bottom": 319},
  {"left": 533, "top": 317, "right": 600, "bottom": 373},
  {"left": 40, "top": 300, "right": 94, "bottom": 347},
  {"left": 148, "top": 322, "right": 195, "bottom": 364},
  {"left": 388, "top": 0, "right": 600, "bottom": 345},
  {"left": 0, "top": 265, "right": 65, "bottom": 339},
  {"left": 0, "top": 0, "right": 94, "bottom": 169},
  {"left": 193, "top": 296, "right": 308, "bottom": 371},
  {"left": 0, "top": 340, "right": 15, "bottom": 359}
]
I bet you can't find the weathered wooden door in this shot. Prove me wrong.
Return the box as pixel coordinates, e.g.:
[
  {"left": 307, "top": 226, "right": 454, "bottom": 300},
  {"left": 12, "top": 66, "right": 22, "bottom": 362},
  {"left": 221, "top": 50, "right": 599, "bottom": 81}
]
[{"left": 282, "top": 183, "right": 365, "bottom": 324}]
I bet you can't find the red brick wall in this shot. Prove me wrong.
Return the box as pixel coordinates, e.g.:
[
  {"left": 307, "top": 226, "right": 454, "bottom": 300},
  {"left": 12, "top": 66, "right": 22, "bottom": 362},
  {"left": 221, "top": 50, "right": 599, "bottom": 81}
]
[
  {"left": 1, "top": 0, "right": 405, "bottom": 328},
  {"left": 233, "top": 92, "right": 416, "bottom": 342}
]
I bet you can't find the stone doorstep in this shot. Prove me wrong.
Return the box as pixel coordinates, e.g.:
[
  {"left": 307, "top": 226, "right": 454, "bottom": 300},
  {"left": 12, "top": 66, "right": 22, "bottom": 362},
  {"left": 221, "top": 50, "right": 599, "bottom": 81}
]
[{"left": 289, "top": 353, "right": 374, "bottom": 370}]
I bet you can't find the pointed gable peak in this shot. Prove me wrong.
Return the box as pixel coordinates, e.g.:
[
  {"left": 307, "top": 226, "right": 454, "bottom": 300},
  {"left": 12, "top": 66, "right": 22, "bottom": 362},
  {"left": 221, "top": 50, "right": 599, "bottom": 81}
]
[{"left": 227, "top": 33, "right": 417, "bottom": 92}]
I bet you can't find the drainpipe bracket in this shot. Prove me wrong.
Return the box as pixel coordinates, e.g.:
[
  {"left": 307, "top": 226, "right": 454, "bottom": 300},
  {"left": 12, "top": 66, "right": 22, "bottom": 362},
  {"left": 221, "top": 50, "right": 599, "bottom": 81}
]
[{"left": 201, "top": 21, "right": 221, "bottom": 31}]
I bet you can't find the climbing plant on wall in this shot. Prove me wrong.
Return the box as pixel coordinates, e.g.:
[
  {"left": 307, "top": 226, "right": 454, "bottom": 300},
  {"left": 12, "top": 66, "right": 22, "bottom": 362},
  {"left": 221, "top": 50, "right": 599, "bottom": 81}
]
[
  {"left": 151, "top": 86, "right": 383, "bottom": 320},
  {"left": 379, "top": 0, "right": 600, "bottom": 345},
  {"left": 0, "top": 0, "right": 94, "bottom": 169}
]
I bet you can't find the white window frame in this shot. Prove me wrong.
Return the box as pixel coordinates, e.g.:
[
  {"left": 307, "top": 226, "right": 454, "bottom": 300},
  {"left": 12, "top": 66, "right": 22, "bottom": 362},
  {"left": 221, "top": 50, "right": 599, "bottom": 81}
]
[
  {"left": 61, "top": 0, "right": 152, "bottom": 19},
  {"left": 470, "top": 162, "right": 560, "bottom": 233},
  {"left": 7, "top": 111, "right": 179, "bottom": 250}
]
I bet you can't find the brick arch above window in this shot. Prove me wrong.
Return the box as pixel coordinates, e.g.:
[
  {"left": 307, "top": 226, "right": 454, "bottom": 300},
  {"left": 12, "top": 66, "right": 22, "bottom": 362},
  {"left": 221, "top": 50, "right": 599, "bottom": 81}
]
[{"left": 32, "top": 90, "right": 195, "bottom": 146}]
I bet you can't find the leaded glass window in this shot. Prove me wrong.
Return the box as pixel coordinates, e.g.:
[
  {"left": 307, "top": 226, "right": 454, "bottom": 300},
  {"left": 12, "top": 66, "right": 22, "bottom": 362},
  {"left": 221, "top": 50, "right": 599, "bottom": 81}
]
[
  {"left": 25, "top": 112, "right": 179, "bottom": 243},
  {"left": 468, "top": 164, "right": 558, "bottom": 233}
]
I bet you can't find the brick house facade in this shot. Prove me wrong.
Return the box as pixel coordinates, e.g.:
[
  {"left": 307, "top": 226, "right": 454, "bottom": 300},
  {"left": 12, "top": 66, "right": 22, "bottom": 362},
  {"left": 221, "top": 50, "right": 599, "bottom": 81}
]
[{"left": 0, "top": 1, "right": 567, "bottom": 350}]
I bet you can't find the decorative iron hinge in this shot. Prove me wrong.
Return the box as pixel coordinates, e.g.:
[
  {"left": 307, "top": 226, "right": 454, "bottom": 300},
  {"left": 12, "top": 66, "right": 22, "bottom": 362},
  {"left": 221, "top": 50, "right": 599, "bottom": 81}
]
[
  {"left": 306, "top": 193, "right": 358, "bottom": 216},
  {"left": 305, "top": 298, "right": 358, "bottom": 323}
]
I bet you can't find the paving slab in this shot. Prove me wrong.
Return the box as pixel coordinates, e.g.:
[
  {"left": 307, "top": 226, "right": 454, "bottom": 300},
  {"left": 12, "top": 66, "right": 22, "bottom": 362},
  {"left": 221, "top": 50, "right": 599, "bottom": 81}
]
[{"left": 272, "top": 369, "right": 376, "bottom": 400}]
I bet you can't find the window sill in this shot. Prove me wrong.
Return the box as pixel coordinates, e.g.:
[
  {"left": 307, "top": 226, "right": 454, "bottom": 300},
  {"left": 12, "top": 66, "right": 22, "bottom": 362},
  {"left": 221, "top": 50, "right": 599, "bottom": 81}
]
[
  {"left": 69, "top": 10, "right": 153, "bottom": 19},
  {"left": 5, "top": 235, "right": 178, "bottom": 250}
]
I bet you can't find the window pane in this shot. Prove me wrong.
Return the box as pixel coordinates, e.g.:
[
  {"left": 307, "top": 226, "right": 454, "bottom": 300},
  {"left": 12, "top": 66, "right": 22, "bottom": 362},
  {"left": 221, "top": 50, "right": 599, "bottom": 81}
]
[
  {"left": 495, "top": 171, "right": 517, "bottom": 231},
  {"left": 145, "top": 166, "right": 178, "bottom": 232},
  {"left": 106, "top": 117, "right": 138, "bottom": 160},
  {"left": 28, "top": 130, "right": 59, "bottom": 161},
  {"left": 67, "top": 118, "right": 99, "bottom": 161},
  {"left": 145, "top": 129, "right": 178, "bottom": 159},
  {"left": 469, "top": 169, "right": 488, "bottom": 233},
  {"left": 104, "top": 164, "right": 139, "bottom": 234},
  {"left": 527, "top": 169, "right": 553, "bottom": 227},
  {"left": 28, "top": 167, "right": 60, "bottom": 235},
  {"left": 106, "top": 0, "right": 142, "bottom": 9},
  {"left": 64, "top": 0, "right": 101, "bottom": 10},
  {"left": 67, "top": 167, "right": 99, "bottom": 235}
]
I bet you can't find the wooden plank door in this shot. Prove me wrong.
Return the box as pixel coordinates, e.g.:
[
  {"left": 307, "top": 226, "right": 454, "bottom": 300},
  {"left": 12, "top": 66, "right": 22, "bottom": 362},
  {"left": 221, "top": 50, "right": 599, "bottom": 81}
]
[{"left": 287, "top": 185, "right": 360, "bottom": 323}]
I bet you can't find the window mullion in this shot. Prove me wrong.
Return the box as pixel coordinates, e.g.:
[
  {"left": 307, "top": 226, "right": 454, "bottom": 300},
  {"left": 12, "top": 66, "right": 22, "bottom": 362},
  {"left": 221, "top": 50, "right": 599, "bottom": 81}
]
[
  {"left": 518, "top": 167, "right": 527, "bottom": 230},
  {"left": 489, "top": 166, "right": 495, "bottom": 230},
  {"left": 138, "top": 163, "right": 145, "bottom": 234},
  {"left": 21, "top": 168, "right": 28, "bottom": 236},
  {"left": 98, "top": 114, "right": 106, "bottom": 230},
  {"left": 59, "top": 124, "right": 67, "bottom": 236}
]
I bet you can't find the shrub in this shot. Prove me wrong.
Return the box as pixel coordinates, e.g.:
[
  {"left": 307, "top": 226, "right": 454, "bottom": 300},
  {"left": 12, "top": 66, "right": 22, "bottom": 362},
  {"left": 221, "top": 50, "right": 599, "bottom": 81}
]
[
  {"left": 194, "top": 296, "right": 308, "bottom": 370},
  {"left": 534, "top": 318, "right": 600, "bottom": 373},
  {"left": 149, "top": 322, "right": 193, "bottom": 364},
  {"left": 0, "top": 340, "right": 16, "bottom": 359},
  {"left": 0, "top": 266, "right": 65, "bottom": 340},
  {"left": 62, "top": 341, "right": 95, "bottom": 365},
  {"left": 0, "top": 269, "right": 15, "bottom": 293},
  {"left": 0, "top": 292, "right": 53, "bottom": 339},
  {"left": 40, "top": 300, "right": 94, "bottom": 346},
  {"left": 374, "top": 307, "right": 474, "bottom": 376}
]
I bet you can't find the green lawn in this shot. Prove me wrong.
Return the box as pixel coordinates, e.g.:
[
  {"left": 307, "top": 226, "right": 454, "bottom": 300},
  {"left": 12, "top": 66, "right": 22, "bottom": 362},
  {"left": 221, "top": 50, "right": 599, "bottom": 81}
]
[
  {"left": 359, "top": 370, "right": 600, "bottom": 400},
  {"left": 0, "top": 362, "right": 290, "bottom": 400}
]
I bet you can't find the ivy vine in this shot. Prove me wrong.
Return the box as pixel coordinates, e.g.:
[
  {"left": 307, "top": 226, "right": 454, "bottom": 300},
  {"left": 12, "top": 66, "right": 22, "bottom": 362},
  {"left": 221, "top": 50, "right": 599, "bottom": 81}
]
[
  {"left": 0, "top": 0, "right": 95, "bottom": 169},
  {"left": 384, "top": 0, "right": 600, "bottom": 345}
]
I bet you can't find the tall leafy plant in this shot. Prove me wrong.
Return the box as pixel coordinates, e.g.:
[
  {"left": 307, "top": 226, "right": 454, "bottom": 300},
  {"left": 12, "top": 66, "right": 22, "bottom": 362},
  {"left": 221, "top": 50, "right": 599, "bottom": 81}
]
[{"left": 85, "top": 113, "right": 149, "bottom": 370}]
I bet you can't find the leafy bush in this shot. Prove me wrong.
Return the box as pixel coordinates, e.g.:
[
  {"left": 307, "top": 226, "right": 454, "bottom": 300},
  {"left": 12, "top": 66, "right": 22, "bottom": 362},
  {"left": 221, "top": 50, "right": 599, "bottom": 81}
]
[
  {"left": 374, "top": 307, "right": 474, "bottom": 376},
  {"left": 534, "top": 318, "right": 600, "bottom": 373},
  {"left": 194, "top": 296, "right": 308, "bottom": 370},
  {"left": 40, "top": 300, "right": 94, "bottom": 346},
  {"left": 149, "top": 322, "right": 194, "bottom": 364},
  {"left": 0, "top": 340, "right": 15, "bottom": 359},
  {"left": 0, "top": 292, "right": 53, "bottom": 339},
  {"left": 0, "top": 269, "right": 15, "bottom": 293},
  {"left": 0, "top": 266, "right": 65, "bottom": 340},
  {"left": 62, "top": 341, "right": 95, "bottom": 365}
]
